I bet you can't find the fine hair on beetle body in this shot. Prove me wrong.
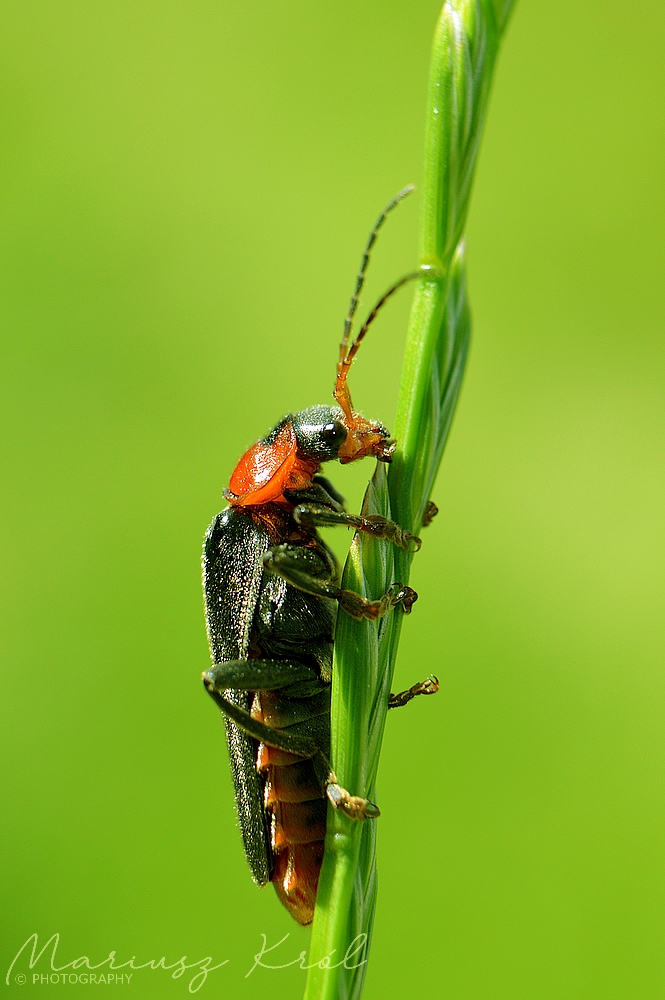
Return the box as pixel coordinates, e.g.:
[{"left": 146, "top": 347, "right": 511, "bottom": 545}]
[{"left": 201, "top": 185, "right": 439, "bottom": 925}]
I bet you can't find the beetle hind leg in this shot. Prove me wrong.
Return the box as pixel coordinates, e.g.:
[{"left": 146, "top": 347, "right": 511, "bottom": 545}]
[
  {"left": 325, "top": 777, "right": 380, "bottom": 819},
  {"left": 205, "top": 680, "right": 381, "bottom": 821}
]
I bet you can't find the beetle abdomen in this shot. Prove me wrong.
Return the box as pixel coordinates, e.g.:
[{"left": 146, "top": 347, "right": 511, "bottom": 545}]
[
  {"left": 272, "top": 841, "right": 326, "bottom": 925},
  {"left": 254, "top": 693, "right": 328, "bottom": 925}
]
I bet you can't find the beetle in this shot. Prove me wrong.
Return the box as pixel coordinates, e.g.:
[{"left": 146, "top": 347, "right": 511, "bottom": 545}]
[{"left": 202, "top": 188, "right": 438, "bottom": 924}]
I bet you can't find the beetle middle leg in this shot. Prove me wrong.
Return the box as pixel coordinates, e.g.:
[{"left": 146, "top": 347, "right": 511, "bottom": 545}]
[
  {"left": 388, "top": 674, "right": 439, "bottom": 708},
  {"left": 293, "top": 503, "right": 421, "bottom": 552},
  {"left": 263, "top": 544, "right": 417, "bottom": 620},
  {"left": 203, "top": 671, "right": 380, "bottom": 820}
]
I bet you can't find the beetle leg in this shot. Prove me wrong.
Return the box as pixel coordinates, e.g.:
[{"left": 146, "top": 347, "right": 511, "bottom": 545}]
[
  {"left": 307, "top": 757, "right": 380, "bottom": 820},
  {"left": 206, "top": 686, "right": 380, "bottom": 820},
  {"left": 293, "top": 504, "right": 421, "bottom": 552},
  {"left": 337, "top": 583, "right": 417, "bottom": 620},
  {"left": 311, "top": 474, "right": 346, "bottom": 508},
  {"left": 263, "top": 546, "right": 417, "bottom": 619},
  {"left": 388, "top": 674, "right": 439, "bottom": 709},
  {"left": 325, "top": 776, "right": 380, "bottom": 819},
  {"left": 284, "top": 480, "right": 345, "bottom": 512},
  {"left": 205, "top": 686, "right": 322, "bottom": 757},
  {"left": 203, "top": 658, "right": 317, "bottom": 692},
  {"left": 422, "top": 501, "right": 439, "bottom": 527}
]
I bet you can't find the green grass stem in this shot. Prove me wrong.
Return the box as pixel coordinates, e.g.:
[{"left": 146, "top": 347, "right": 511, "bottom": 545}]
[{"left": 303, "top": 4, "right": 515, "bottom": 998}]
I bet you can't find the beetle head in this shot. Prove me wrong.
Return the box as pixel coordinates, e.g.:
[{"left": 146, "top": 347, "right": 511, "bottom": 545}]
[{"left": 291, "top": 404, "right": 393, "bottom": 466}]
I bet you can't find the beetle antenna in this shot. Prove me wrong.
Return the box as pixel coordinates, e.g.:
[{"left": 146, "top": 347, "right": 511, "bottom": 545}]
[
  {"left": 346, "top": 271, "right": 420, "bottom": 366},
  {"left": 335, "top": 270, "right": 421, "bottom": 420},
  {"left": 339, "top": 184, "right": 414, "bottom": 367}
]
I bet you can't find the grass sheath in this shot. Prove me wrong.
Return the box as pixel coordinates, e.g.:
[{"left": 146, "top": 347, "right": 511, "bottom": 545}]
[{"left": 303, "top": 4, "right": 515, "bottom": 998}]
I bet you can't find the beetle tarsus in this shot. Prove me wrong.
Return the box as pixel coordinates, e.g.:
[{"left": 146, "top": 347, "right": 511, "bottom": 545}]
[
  {"left": 388, "top": 674, "right": 439, "bottom": 709},
  {"left": 422, "top": 501, "right": 439, "bottom": 527},
  {"left": 337, "top": 582, "right": 417, "bottom": 621},
  {"left": 326, "top": 778, "right": 381, "bottom": 820},
  {"left": 387, "top": 584, "right": 418, "bottom": 614}
]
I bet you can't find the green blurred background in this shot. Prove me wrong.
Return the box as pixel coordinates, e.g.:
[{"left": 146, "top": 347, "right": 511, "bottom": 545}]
[{"left": 2, "top": 2, "right": 664, "bottom": 997}]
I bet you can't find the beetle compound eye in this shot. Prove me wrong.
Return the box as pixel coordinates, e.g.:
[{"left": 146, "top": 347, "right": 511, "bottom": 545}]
[{"left": 322, "top": 422, "right": 346, "bottom": 446}]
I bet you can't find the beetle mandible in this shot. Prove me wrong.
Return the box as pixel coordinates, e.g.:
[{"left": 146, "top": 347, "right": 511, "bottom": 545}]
[{"left": 202, "top": 187, "right": 439, "bottom": 925}]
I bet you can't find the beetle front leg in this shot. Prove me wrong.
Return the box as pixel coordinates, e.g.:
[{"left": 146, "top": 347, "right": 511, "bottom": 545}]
[
  {"left": 388, "top": 674, "right": 439, "bottom": 709},
  {"left": 263, "top": 545, "right": 417, "bottom": 620},
  {"left": 293, "top": 503, "right": 421, "bottom": 552}
]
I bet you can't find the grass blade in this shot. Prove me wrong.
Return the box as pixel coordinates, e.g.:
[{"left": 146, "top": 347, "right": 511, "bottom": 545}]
[{"left": 303, "top": 4, "right": 515, "bottom": 998}]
